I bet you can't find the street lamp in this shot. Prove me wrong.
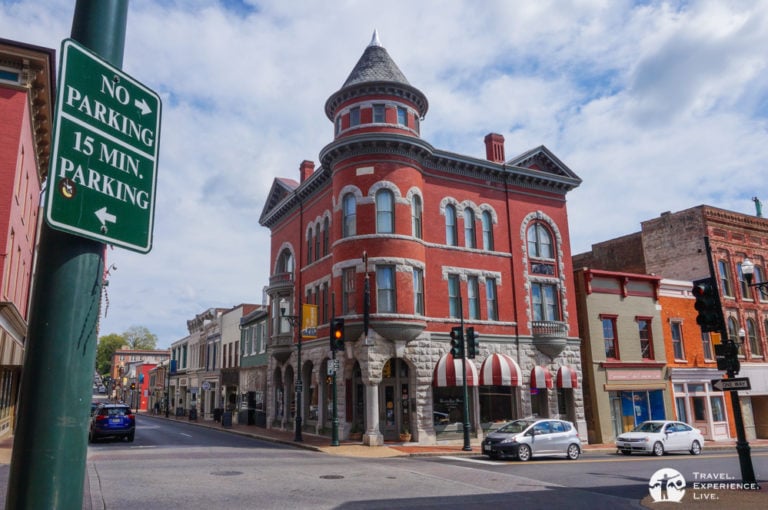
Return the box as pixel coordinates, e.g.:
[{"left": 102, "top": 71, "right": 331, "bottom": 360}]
[
  {"left": 281, "top": 307, "right": 302, "bottom": 442},
  {"left": 741, "top": 258, "right": 768, "bottom": 299}
]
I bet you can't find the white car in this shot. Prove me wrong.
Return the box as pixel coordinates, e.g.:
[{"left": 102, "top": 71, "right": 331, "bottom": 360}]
[{"left": 616, "top": 420, "right": 704, "bottom": 456}]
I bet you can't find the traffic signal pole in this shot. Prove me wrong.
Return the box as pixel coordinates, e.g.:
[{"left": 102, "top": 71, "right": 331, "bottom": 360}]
[
  {"left": 702, "top": 237, "right": 756, "bottom": 484},
  {"left": 5, "top": 3, "right": 128, "bottom": 508}
]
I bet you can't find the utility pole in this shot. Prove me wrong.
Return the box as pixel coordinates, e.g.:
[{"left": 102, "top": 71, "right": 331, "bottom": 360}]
[{"left": 6, "top": 2, "right": 128, "bottom": 508}]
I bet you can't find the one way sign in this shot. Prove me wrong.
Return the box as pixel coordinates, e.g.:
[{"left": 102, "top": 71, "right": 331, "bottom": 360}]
[{"left": 711, "top": 377, "right": 751, "bottom": 392}]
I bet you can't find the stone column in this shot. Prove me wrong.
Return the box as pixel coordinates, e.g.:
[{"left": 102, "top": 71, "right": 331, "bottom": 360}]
[{"left": 363, "top": 382, "right": 384, "bottom": 446}]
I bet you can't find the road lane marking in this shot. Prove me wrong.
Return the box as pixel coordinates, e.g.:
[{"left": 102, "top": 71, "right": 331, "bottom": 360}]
[
  {"left": 180, "top": 433, "right": 192, "bottom": 437},
  {"left": 440, "top": 456, "right": 501, "bottom": 465}
]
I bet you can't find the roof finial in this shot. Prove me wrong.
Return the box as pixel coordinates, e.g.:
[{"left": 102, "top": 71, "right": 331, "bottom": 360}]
[{"left": 369, "top": 29, "right": 381, "bottom": 47}]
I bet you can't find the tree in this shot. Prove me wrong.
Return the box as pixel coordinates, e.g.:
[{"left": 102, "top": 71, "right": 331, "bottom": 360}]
[
  {"left": 123, "top": 325, "right": 158, "bottom": 350},
  {"left": 95, "top": 326, "right": 158, "bottom": 375},
  {"left": 95, "top": 334, "right": 126, "bottom": 375}
]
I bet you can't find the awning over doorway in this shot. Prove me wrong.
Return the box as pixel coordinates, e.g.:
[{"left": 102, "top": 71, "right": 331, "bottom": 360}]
[
  {"left": 433, "top": 353, "right": 477, "bottom": 387},
  {"left": 530, "top": 365, "right": 553, "bottom": 389},
  {"left": 556, "top": 365, "right": 578, "bottom": 389},
  {"left": 479, "top": 353, "right": 521, "bottom": 386}
]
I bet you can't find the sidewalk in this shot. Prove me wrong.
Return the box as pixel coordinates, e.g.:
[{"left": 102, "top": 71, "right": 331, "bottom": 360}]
[{"left": 1, "top": 412, "right": 766, "bottom": 463}]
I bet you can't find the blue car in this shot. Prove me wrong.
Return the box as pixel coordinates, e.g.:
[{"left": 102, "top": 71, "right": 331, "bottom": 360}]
[{"left": 89, "top": 404, "right": 135, "bottom": 442}]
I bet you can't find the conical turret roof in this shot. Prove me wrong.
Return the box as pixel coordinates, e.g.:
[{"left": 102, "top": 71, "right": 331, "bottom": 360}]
[
  {"left": 325, "top": 31, "right": 428, "bottom": 120},
  {"left": 341, "top": 30, "right": 411, "bottom": 88}
]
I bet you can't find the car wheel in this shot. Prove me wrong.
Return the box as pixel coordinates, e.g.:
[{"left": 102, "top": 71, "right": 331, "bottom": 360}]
[
  {"left": 620, "top": 450, "right": 632, "bottom": 456},
  {"left": 517, "top": 444, "right": 531, "bottom": 462},
  {"left": 652, "top": 441, "right": 664, "bottom": 456},
  {"left": 127, "top": 431, "right": 135, "bottom": 442},
  {"left": 566, "top": 443, "right": 580, "bottom": 460},
  {"left": 690, "top": 440, "right": 702, "bottom": 455},
  {"left": 88, "top": 430, "right": 95, "bottom": 443}
]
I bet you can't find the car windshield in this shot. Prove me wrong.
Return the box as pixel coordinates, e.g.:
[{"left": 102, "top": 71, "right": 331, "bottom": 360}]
[
  {"left": 497, "top": 420, "right": 534, "bottom": 434},
  {"left": 633, "top": 422, "right": 663, "bottom": 433}
]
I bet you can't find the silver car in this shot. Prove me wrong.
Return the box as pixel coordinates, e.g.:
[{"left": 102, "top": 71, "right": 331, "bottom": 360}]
[
  {"left": 616, "top": 420, "right": 704, "bottom": 456},
  {"left": 482, "top": 418, "right": 581, "bottom": 461}
]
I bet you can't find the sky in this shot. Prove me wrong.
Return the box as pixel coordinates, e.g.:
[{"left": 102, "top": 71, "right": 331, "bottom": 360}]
[{"left": 2, "top": 0, "right": 767, "bottom": 348}]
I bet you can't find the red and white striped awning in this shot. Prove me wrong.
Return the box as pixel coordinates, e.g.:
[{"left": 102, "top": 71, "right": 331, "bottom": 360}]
[
  {"left": 479, "top": 353, "right": 521, "bottom": 386},
  {"left": 433, "top": 353, "right": 478, "bottom": 387},
  {"left": 556, "top": 365, "right": 579, "bottom": 389},
  {"left": 530, "top": 365, "right": 553, "bottom": 389}
]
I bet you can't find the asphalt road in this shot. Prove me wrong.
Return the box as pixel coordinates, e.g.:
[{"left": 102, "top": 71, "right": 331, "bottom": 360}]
[{"left": 3, "top": 416, "right": 765, "bottom": 509}]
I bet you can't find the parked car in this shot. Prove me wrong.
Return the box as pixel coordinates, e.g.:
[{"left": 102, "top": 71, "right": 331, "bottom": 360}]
[
  {"left": 89, "top": 404, "right": 135, "bottom": 442},
  {"left": 616, "top": 420, "right": 704, "bottom": 456},
  {"left": 98, "top": 385, "right": 106, "bottom": 394},
  {"left": 482, "top": 418, "right": 581, "bottom": 461}
]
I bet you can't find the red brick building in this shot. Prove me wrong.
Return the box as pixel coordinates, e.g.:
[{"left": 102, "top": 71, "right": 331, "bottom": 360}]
[
  {"left": 575, "top": 204, "right": 768, "bottom": 440},
  {"left": 260, "top": 33, "right": 585, "bottom": 445},
  {"left": 0, "top": 39, "right": 55, "bottom": 439}
]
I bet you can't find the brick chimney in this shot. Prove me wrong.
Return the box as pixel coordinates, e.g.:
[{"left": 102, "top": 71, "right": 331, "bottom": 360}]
[
  {"left": 484, "top": 133, "right": 505, "bottom": 163},
  {"left": 300, "top": 160, "right": 315, "bottom": 183}
]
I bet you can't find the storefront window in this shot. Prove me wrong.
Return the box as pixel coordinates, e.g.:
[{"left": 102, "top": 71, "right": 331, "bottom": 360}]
[
  {"left": 675, "top": 396, "right": 687, "bottom": 422},
  {"left": 710, "top": 396, "right": 725, "bottom": 422},
  {"left": 433, "top": 387, "right": 473, "bottom": 439},
  {"left": 479, "top": 385, "right": 517, "bottom": 431}
]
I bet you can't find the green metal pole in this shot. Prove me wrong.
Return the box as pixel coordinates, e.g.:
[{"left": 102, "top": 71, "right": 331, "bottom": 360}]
[{"left": 5, "top": 2, "right": 128, "bottom": 508}]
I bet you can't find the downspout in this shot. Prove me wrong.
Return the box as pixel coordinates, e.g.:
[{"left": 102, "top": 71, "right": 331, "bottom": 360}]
[{"left": 503, "top": 166, "right": 522, "bottom": 366}]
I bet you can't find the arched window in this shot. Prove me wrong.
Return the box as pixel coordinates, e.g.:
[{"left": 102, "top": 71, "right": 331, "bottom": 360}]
[
  {"left": 277, "top": 249, "right": 294, "bottom": 274},
  {"left": 747, "top": 318, "right": 762, "bottom": 357},
  {"left": 411, "top": 195, "right": 422, "bottom": 239},
  {"left": 376, "top": 189, "right": 394, "bottom": 233},
  {"left": 306, "top": 226, "right": 313, "bottom": 263},
  {"left": 323, "top": 217, "right": 330, "bottom": 255},
  {"left": 527, "top": 223, "right": 553, "bottom": 258},
  {"left": 342, "top": 193, "right": 356, "bottom": 237},
  {"left": 728, "top": 317, "right": 742, "bottom": 355},
  {"left": 482, "top": 211, "right": 494, "bottom": 251},
  {"left": 314, "top": 224, "right": 320, "bottom": 260},
  {"left": 464, "top": 208, "right": 476, "bottom": 248},
  {"left": 445, "top": 205, "right": 457, "bottom": 246}
]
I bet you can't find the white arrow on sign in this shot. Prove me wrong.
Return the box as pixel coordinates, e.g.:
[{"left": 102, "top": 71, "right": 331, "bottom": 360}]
[
  {"left": 135, "top": 97, "right": 152, "bottom": 116},
  {"left": 712, "top": 378, "right": 751, "bottom": 391},
  {"left": 95, "top": 207, "right": 117, "bottom": 227}
]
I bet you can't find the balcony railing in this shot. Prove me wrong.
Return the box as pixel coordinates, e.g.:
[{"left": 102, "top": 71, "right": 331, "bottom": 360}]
[{"left": 267, "top": 272, "right": 294, "bottom": 292}]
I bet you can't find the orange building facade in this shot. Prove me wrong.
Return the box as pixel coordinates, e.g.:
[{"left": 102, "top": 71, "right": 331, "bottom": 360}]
[{"left": 659, "top": 279, "right": 736, "bottom": 440}]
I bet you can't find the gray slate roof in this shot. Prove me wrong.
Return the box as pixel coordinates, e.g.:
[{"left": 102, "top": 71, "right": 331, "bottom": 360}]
[{"left": 341, "top": 42, "right": 411, "bottom": 88}]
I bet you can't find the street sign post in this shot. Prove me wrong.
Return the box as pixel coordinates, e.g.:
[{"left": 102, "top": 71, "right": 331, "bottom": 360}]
[
  {"left": 712, "top": 377, "right": 751, "bottom": 392},
  {"left": 45, "top": 38, "right": 161, "bottom": 253}
]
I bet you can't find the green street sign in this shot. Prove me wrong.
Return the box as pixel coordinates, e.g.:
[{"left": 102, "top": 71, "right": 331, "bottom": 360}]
[{"left": 45, "top": 39, "right": 161, "bottom": 253}]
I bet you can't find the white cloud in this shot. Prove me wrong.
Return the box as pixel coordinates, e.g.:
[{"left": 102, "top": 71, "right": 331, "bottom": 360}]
[{"left": 3, "top": 0, "right": 767, "bottom": 346}]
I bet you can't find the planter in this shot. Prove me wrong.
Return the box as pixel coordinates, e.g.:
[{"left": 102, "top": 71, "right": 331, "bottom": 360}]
[
  {"left": 399, "top": 433, "right": 411, "bottom": 442},
  {"left": 348, "top": 432, "right": 363, "bottom": 442}
]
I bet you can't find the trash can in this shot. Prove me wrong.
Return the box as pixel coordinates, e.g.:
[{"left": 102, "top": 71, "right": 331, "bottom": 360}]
[
  {"left": 221, "top": 411, "right": 232, "bottom": 428},
  {"left": 213, "top": 408, "right": 222, "bottom": 422},
  {"left": 188, "top": 408, "right": 197, "bottom": 421}
]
